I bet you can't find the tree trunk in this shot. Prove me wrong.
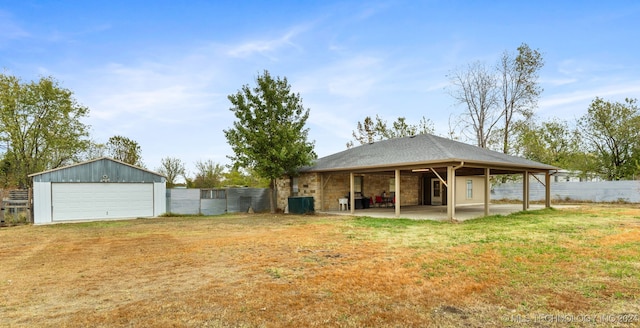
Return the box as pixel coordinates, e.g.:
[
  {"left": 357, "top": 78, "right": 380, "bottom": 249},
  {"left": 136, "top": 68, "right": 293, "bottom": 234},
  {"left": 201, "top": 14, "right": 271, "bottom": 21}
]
[{"left": 269, "top": 178, "right": 276, "bottom": 213}]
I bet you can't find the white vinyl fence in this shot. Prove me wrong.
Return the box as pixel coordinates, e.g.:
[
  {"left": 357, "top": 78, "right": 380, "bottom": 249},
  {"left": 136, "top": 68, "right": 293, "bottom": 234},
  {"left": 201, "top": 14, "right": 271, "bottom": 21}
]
[{"left": 492, "top": 180, "right": 640, "bottom": 203}]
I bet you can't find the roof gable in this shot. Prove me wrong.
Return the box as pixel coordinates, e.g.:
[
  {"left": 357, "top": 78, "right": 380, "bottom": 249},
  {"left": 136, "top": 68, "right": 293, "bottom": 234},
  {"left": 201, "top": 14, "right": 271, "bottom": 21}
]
[
  {"left": 303, "top": 134, "right": 557, "bottom": 172},
  {"left": 29, "top": 157, "right": 166, "bottom": 183}
]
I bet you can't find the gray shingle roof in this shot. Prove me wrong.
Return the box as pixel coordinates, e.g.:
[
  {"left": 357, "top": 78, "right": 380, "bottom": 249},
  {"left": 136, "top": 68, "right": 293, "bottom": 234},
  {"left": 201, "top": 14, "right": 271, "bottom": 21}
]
[{"left": 303, "top": 134, "right": 557, "bottom": 172}]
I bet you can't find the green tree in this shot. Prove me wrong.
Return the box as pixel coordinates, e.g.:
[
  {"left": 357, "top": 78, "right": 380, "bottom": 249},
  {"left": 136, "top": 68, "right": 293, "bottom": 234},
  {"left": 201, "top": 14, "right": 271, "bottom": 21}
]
[
  {"left": 515, "top": 118, "right": 581, "bottom": 169},
  {"left": 79, "top": 140, "right": 107, "bottom": 161},
  {"left": 156, "top": 156, "right": 186, "bottom": 188},
  {"left": 347, "top": 115, "right": 434, "bottom": 148},
  {"left": 224, "top": 70, "right": 316, "bottom": 213},
  {"left": 347, "top": 116, "right": 377, "bottom": 148},
  {"left": 381, "top": 116, "right": 434, "bottom": 139},
  {"left": 497, "top": 43, "right": 543, "bottom": 154},
  {"left": 0, "top": 74, "right": 90, "bottom": 187},
  {"left": 188, "top": 159, "right": 224, "bottom": 188},
  {"left": 577, "top": 97, "right": 640, "bottom": 180},
  {"left": 107, "top": 135, "right": 144, "bottom": 167},
  {"left": 223, "top": 167, "right": 270, "bottom": 188}
]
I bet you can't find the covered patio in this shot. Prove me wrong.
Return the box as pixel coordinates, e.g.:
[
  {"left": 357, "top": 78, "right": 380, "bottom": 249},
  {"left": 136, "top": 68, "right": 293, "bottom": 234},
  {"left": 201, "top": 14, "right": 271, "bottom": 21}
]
[{"left": 296, "top": 134, "right": 558, "bottom": 221}]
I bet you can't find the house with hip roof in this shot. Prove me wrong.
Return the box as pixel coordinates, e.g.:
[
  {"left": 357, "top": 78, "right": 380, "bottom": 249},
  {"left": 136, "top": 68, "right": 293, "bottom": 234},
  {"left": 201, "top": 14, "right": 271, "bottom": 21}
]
[{"left": 276, "top": 134, "right": 558, "bottom": 220}]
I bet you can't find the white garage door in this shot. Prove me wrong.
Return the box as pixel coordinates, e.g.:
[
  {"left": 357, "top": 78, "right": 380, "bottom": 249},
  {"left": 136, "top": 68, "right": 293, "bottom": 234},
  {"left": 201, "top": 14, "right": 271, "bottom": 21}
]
[{"left": 52, "top": 183, "right": 154, "bottom": 221}]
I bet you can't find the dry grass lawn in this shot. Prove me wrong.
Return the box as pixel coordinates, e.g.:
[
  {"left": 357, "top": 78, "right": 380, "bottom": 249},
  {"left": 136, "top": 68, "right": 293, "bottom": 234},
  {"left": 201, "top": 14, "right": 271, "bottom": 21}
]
[{"left": 1, "top": 205, "right": 639, "bottom": 327}]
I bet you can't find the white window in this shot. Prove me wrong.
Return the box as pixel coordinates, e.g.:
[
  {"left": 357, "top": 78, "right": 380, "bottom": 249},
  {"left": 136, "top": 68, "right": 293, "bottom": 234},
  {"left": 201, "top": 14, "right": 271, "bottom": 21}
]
[
  {"left": 354, "top": 176, "right": 363, "bottom": 193},
  {"left": 389, "top": 178, "right": 395, "bottom": 192},
  {"left": 292, "top": 177, "right": 299, "bottom": 196},
  {"left": 466, "top": 179, "right": 473, "bottom": 199}
]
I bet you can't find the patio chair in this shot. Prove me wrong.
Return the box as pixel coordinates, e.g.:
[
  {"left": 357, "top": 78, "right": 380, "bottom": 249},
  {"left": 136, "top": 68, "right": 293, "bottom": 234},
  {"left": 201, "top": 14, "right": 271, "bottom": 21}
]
[{"left": 375, "top": 195, "right": 384, "bottom": 207}]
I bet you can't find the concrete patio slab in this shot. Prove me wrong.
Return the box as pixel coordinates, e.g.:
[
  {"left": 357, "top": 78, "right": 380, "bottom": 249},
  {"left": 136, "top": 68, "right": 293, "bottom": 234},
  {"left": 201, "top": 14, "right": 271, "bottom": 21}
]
[{"left": 319, "top": 204, "right": 555, "bottom": 221}]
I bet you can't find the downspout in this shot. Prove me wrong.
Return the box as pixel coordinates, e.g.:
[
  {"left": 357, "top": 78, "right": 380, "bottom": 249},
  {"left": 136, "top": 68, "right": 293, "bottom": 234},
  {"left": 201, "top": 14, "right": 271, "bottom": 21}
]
[
  {"left": 453, "top": 161, "right": 465, "bottom": 171},
  {"left": 432, "top": 161, "right": 464, "bottom": 187}
]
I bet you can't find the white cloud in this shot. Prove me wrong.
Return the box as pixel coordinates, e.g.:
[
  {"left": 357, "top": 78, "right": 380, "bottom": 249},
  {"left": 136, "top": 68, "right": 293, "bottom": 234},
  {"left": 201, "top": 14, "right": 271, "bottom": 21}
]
[
  {"left": 79, "top": 50, "right": 232, "bottom": 122},
  {"left": 226, "top": 25, "right": 308, "bottom": 59},
  {"left": 536, "top": 81, "right": 640, "bottom": 121},
  {"left": 542, "top": 77, "right": 578, "bottom": 86},
  {"left": 299, "top": 55, "right": 383, "bottom": 98},
  {"left": 0, "top": 11, "right": 30, "bottom": 42},
  {"left": 354, "top": 2, "right": 392, "bottom": 21},
  {"left": 541, "top": 83, "right": 640, "bottom": 108},
  {"left": 556, "top": 59, "right": 586, "bottom": 76}
]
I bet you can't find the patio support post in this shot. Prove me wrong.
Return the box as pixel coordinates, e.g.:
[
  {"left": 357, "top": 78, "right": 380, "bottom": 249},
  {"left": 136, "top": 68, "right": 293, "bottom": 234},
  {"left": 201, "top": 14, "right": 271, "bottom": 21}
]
[
  {"left": 447, "top": 165, "right": 455, "bottom": 221},
  {"left": 349, "top": 172, "right": 355, "bottom": 214},
  {"left": 395, "top": 169, "right": 400, "bottom": 217},
  {"left": 523, "top": 171, "right": 530, "bottom": 211},
  {"left": 320, "top": 174, "right": 324, "bottom": 211},
  {"left": 545, "top": 171, "right": 551, "bottom": 208},
  {"left": 484, "top": 168, "right": 490, "bottom": 216}
]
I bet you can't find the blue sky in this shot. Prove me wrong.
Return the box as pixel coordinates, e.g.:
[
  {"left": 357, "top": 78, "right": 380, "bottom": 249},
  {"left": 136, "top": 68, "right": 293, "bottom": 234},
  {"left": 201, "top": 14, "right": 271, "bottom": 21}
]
[{"left": 2, "top": 1, "right": 640, "bottom": 176}]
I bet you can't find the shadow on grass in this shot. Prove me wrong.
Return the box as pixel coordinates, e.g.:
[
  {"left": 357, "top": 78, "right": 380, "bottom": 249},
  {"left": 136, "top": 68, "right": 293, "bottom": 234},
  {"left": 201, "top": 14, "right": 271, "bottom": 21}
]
[
  {"left": 352, "top": 208, "right": 560, "bottom": 229},
  {"left": 462, "top": 207, "right": 559, "bottom": 225},
  {"left": 351, "top": 216, "right": 445, "bottom": 229}
]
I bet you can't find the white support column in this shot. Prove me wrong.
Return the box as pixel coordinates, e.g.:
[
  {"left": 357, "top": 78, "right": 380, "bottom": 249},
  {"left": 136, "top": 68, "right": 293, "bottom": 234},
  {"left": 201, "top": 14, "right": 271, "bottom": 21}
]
[
  {"left": 395, "top": 169, "right": 401, "bottom": 217},
  {"left": 523, "top": 171, "right": 530, "bottom": 211},
  {"left": 447, "top": 165, "right": 455, "bottom": 221},
  {"left": 320, "top": 174, "right": 324, "bottom": 211},
  {"left": 349, "top": 172, "right": 355, "bottom": 214},
  {"left": 484, "top": 168, "right": 490, "bottom": 217},
  {"left": 545, "top": 171, "right": 551, "bottom": 208}
]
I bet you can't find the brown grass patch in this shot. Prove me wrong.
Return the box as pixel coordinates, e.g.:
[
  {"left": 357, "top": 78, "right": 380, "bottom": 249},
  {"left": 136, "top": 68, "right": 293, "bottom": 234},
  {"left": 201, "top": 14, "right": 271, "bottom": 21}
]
[
  {"left": 598, "top": 230, "right": 640, "bottom": 246},
  {"left": 1, "top": 210, "right": 639, "bottom": 327}
]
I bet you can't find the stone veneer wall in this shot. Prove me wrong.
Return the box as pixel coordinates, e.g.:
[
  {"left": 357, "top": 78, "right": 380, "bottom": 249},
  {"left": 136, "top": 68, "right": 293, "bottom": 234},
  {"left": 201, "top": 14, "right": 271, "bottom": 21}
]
[
  {"left": 275, "top": 173, "right": 320, "bottom": 211},
  {"left": 320, "top": 172, "right": 421, "bottom": 211},
  {"left": 276, "top": 172, "right": 421, "bottom": 212}
]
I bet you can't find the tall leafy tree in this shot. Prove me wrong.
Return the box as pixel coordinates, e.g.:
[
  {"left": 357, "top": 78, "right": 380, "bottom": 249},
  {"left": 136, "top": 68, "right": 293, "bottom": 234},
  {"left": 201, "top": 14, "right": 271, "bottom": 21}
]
[
  {"left": 79, "top": 140, "right": 107, "bottom": 161},
  {"left": 107, "top": 135, "right": 144, "bottom": 167},
  {"left": 577, "top": 97, "right": 640, "bottom": 180},
  {"left": 515, "top": 118, "right": 581, "bottom": 169},
  {"left": 0, "top": 74, "right": 90, "bottom": 187},
  {"left": 223, "top": 167, "right": 269, "bottom": 188},
  {"left": 381, "top": 116, "right": 434, "bottom": 139},
  {"left": 497, "top": 43, "right": 543, "bottom": 154},
  {"left": 156, "top": 156, "right": 186, "bottom": 188},
  {"left": 347, "top": 116, "right": 377, "bottom": 148},
  {"left": 188, "top": 159, "right": 225, "bottom": 188},
  {"left": 347, "top": 115, "right": 434, "bottom": 148},
  {"left": 224, "top": 70, "right": 316, "bottom": 213}
]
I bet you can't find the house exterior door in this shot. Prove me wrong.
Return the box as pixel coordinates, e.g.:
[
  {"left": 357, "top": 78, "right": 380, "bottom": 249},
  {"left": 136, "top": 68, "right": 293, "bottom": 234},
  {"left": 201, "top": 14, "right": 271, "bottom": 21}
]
[{"left": 431, "top": 179, "right": 442, "bottom": 205}]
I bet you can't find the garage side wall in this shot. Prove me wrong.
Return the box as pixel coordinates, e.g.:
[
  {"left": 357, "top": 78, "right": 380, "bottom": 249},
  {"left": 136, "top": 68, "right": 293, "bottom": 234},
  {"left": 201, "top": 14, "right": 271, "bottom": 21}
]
[
  {"left": 33, "top": 181, "right": 52, "bottom": 224},
  {"left": 154, "top": 182, "right": 166, "bottom": 216}
]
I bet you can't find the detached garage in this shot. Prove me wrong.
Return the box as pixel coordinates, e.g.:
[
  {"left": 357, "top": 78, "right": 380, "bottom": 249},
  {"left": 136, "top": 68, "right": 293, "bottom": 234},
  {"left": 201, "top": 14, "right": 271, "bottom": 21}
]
[{"left": 30, "top": 157, "right": 166, "bottom": 224}]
